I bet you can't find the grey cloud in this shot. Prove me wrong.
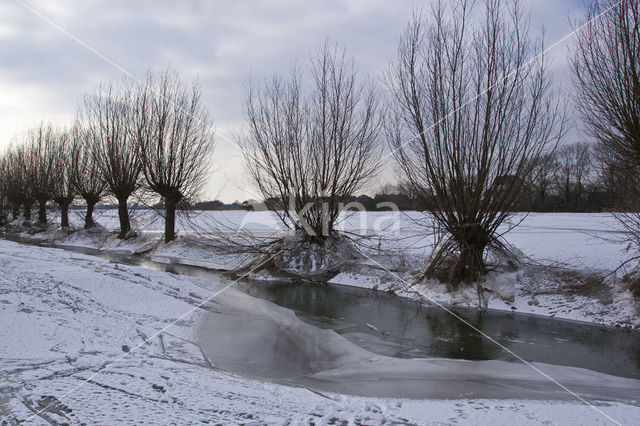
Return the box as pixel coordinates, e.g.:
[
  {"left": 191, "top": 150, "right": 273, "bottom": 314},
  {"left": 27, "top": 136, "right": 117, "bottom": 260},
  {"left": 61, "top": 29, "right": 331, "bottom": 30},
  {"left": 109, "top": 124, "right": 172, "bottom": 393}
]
[{"left": 0, "top": 0, "right": 586, "bottom": 201}]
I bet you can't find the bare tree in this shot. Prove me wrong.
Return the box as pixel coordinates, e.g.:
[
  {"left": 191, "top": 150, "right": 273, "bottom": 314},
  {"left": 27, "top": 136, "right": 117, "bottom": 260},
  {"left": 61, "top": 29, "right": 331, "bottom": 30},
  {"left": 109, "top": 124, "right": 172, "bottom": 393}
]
[
  {"left": 554, "top": 143, "right": 592, "bottom": 210},
  {"left": 555, "top": 146, "right": 573, "bottom": 204},
  {"left": 0, "top": 199, "right": 6, "bottom": 228},
  {"left": 132, "top": 68, "right": 215, "bottom": 243},
  {"left": 239, "top": 43, "right": 381, "bottom": 245},
  {"left": 2, "top": 145, "right": 34, "bottom": 221},
  {"left": 593, "top": 145, "right": 624, "bottom": 207},
  {"left": 572, "top": 0, "right": 640, "bottom": 171},
  {"left": 26, "top": 124, "right": 58, "bottom": 226},
  {"left": 81, "top": 82, "right": 141, "bottom": 239},
  {"left": 526, "top": 153, "right": 557, "bottom": 211},
  {"left": 387, "top": 0, "right": 565, "bottom": 288},
  {"left": 51, "top": 128, "right": 76, "bottom": 228},
  {"left": 0, "top": 153, "right": 7, "bottom": 225},
  {"left": 69, "top": 123, "right": 106, "bottom": 229},
  {"left": 376, "top": 183, "right": 402, "bottom": 197},
  {"left": 572, "top": 0, "right": 640, "bottom": 295},
  {"left": 574, "top": 143, "right": 592, "bottom": 206}
]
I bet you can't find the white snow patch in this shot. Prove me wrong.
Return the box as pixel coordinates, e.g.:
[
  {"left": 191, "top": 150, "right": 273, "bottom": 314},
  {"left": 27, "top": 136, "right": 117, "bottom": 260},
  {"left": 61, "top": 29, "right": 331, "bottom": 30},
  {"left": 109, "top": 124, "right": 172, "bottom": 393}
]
[{"left": 1, "top": 238, "right": 640, "bottom": 424}]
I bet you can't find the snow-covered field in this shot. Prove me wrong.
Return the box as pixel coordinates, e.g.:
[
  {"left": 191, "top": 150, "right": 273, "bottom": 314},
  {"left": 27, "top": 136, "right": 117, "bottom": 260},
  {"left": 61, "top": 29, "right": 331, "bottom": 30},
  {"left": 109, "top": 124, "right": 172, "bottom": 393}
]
[
  {"left": 50, "top": 209, "right": 633, "bottom": 271},
  {"left": 1, "top": 238, "right": 640, "bottom": 424}
]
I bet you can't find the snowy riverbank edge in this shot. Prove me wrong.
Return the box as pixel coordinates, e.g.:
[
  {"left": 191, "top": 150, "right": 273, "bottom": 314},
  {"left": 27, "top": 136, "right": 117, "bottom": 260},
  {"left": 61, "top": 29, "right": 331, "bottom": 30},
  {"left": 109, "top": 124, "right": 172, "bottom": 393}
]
[
  {"left": 1, "top": 237, "right": 640, "bottom": 425},
  {"left": 3, "top": 218, "right": 639, "bottom": 330}
]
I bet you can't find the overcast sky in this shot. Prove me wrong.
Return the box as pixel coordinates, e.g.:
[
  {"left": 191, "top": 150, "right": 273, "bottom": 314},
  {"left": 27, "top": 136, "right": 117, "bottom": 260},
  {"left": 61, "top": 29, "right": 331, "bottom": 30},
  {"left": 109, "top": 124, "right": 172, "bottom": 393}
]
[{"left": 0, "top": 0, "right": 586, "bottom": 202}]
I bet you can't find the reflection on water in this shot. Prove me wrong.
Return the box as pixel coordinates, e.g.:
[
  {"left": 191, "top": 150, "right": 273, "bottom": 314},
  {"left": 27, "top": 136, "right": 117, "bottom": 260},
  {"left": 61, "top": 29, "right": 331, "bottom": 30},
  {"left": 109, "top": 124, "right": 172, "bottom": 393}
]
[{"left": 239, "top": 281, "right": 640, "bottom": 379}]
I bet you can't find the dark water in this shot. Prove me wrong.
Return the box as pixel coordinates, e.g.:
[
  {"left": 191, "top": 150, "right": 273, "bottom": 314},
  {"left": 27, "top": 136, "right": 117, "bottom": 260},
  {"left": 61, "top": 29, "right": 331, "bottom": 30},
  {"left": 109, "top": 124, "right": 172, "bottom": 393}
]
[
  {"left": 5, "top": 236, "right": 640, "bottom": 380},
  {"left": 237, "top": 281, "right": 640, "bottom": 379}
]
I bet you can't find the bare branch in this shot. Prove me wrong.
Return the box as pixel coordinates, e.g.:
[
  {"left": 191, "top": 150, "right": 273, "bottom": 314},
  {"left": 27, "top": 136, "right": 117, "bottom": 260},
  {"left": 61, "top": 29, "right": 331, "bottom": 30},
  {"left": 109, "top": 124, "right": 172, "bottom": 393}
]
[{"left": 387, "top": 0, "right": 566, "bottom": 288}]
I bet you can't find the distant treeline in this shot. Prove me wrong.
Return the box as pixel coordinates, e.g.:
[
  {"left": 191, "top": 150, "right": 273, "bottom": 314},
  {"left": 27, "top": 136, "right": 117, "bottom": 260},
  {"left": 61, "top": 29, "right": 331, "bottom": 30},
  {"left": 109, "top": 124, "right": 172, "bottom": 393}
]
[{"left": 189, "top": 142, "right": 626, "bottom": 213}]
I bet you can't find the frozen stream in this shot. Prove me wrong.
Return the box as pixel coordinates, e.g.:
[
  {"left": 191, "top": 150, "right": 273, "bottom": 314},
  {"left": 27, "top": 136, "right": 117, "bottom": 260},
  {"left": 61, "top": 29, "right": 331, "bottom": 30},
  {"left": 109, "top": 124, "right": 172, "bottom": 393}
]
[
  {"left": 197, "top": 283, "right": 640, "bottom": 402},
  {"left": 238, "top": 282, "right": 640, "bottom": 379},
  {"left": 9, "top": 238, "right": 640, "bottom": 403}
]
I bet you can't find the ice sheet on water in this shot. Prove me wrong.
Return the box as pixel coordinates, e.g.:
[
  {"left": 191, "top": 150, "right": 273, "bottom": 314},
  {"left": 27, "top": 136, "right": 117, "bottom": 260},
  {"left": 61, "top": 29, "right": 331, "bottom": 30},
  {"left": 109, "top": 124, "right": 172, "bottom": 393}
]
[
  {"left": 197, "top": 288, "right": 640, "bottom": 403},
  {"left": 197, "top": 288, "right": 372, "bottom": 379}
]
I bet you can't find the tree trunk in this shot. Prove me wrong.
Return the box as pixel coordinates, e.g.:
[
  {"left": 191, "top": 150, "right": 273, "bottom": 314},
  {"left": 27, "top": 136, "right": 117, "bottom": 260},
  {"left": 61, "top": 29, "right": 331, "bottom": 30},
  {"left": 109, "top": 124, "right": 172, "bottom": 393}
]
[
  {"left": 449, "top": 228, "right": 489, "bottom": 289},
  {"left": 12, "top": 205, "right": 19, "bottom": 220},
  {"left": 38, "top": 200, "right": 47, "bottom": 225},
  {"left": 117, "top": 196, "right": 131, "bottom": 239},
  {"left": 85, "top": 200, "right": 96, "bottom": 229},
  {"left": 164, "top": 197, "right": 177, "bottom": 243},
  {"left": 24, "top": 202, "right": 32, "bottom": 221},
  {"left": 456, "top": 242, "right": 487, "bottom": 285},
  {"left": 60, "top": 204, "right": 70, "bottom": 228}
]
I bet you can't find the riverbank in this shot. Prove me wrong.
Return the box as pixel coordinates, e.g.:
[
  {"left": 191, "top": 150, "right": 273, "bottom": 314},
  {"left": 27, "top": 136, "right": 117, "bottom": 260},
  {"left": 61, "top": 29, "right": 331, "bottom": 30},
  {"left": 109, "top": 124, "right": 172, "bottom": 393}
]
[
  {"left": 3, "top": 210, "right": 639, "bottom": 329},
  {"left": 1, "top": 238, "right": 639, "bottom": 424}
]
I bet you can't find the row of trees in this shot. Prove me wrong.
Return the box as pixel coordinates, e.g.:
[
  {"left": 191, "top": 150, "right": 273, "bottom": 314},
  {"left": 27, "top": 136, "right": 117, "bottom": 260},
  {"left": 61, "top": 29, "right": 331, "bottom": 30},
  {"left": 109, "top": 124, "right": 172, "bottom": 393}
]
[
  {"left": 238, "top": 0, "right": 640, "bottom": 289},
  {"left": 527, "top": 142, "right": 625, "bottom": 212},
  {"left": 0, "top": 68, "right": 215, "bottom": 243},
  {"left": 199, "top": 142, "right": 625, "bottom": 215},
  {"left": 236, "top": 0, "right": 567, "bottom": 285},
  {"left": 2, "top": 0, "right": 639, "bottom": 293},
  {"left": 370, "top": 142, "right": 623, "bottom": 213},
  {"left": 234, "top": 0, "right": 563, "bottom": 284}
]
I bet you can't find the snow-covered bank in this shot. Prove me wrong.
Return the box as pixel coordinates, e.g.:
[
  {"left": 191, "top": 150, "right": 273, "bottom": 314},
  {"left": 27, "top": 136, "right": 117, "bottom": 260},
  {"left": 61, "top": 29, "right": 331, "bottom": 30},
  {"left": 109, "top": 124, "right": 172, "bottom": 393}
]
[
  {"left": 3, "top": 210, "right": 639, "bottom": 329},
  {"left": 328, "top": 264, "right": 640, "bottom": 329},
  {"left": 1, "top": 238, "right": 640, "bottom": 424}
]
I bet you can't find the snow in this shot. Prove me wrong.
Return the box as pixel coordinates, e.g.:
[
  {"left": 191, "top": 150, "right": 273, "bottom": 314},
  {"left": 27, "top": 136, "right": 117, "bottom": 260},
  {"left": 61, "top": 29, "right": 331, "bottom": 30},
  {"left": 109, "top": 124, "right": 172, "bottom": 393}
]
[
  {"left": 1, "top": 238, "right": 640, "bottom": 424},
  {"left": 23, "top": 209, "right": 632, "bottom": 268},
  {"left": 5, "top": 210, "right": 640, "bottom": 329}
]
